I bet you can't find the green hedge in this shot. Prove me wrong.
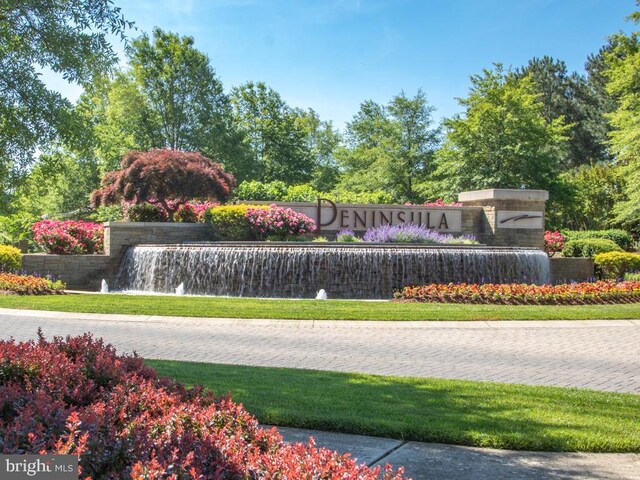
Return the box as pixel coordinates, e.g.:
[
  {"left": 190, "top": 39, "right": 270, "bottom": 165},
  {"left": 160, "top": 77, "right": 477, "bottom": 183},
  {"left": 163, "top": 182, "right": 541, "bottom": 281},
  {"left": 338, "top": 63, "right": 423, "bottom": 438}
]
[
  {"left": 563, "top": 229, "right": 633, "bottom": 251},
  {"left": 562, "top": 238, "right": 622, "bottom": 258},
  {"left": 594, "top": 251, "right": 640, "bottom": 279},
  {"left": 204, "top": 205, "right": 266, "bottom": 241},
  {"left": 0, "top": 245, "right": 22, "bottom": 272}
]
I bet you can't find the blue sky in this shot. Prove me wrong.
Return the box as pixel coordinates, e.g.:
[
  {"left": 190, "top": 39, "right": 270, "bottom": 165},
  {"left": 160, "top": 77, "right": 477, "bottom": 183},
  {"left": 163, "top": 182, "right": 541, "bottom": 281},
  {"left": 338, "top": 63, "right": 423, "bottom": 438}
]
[{"left": 47, "top": 0, "right": 635, "bottom": 129}]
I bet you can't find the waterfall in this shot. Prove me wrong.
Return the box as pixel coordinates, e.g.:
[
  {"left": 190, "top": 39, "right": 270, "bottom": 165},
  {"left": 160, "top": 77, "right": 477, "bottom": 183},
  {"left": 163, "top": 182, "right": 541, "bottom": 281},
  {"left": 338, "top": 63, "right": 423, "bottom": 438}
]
[{"left": 115, "top": 244, "right": 550, "bottom": 299}]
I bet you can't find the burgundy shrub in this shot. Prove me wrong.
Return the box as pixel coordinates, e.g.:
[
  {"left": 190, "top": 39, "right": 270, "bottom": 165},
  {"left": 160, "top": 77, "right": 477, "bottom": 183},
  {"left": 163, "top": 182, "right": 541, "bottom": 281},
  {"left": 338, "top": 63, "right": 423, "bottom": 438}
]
[
  {"left": 0, "top": 333, "right": 406, "bottom": 479},
  {"left": 91, "top": 149, "right": 236, "bottom": 221}
]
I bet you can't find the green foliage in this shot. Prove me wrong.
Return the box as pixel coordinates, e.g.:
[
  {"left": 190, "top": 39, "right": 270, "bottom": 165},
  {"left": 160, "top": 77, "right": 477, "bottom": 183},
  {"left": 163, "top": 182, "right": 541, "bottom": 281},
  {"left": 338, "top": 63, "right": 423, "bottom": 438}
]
[
  {"left": 515, "top": 56, "right": 612, "bottom": 167},
  {"left": 562, "top": 238, "right": 622, "bottom": 258},
  {"left": 123, "top": 203, "right": 167, "bottom": 222},
  {"left": 231, "top": 82, "right": 314, "bottom": 183},
  {"left": 547, "top": 164, "right": 625, "bottom": 230},
  {"left": 83, "top": 29, "right": 247, "bottom": 177},
  {"left": 204, "top": 205, "right": 266, "bottom": 241},
  {"left": 564, "top": 229, "right": 633, "bottom": 250},
  {"left": 594, "top": 251, "right": 640, "bottom": 279},
  {"left": 88, "top": 205, "right": 124, "bottom": 223},
  {"left": 624, "top": 272, "right": 640, "bottom": 281},
  {"left": 0, "top": 0, "right": 131, "bottom": 209},
  {"left": 337, "top": 90, "right": 440, "bottom": 202},
  {"left": 605, "top": 19, "right": 640, "bottom": 234},
  {"left": 432, "top": 65, "right": 569, "bottom": 199},
  {"left": 282, "top": 184, "right": 320, "bottom": 202},
  {"left": 234, "top": 181, "right": 288, "bottom": 201},
  {"left": 0, "top": 213, "right": 39, "bottom": 250},
  {"left": 0, "top": 245, "right": 22, "bottom": 272},
  {"left": 234, "top": 180, "right": 395, "bottom": 205},
  {"left": 336, "top": 232, "right": 362, "bottom": 243},
  {"left": 294, "top": 109, "right": 342, "bottom": 191},
  {"left": 326, "top": 189, "right": 395, "bottom": 204}
]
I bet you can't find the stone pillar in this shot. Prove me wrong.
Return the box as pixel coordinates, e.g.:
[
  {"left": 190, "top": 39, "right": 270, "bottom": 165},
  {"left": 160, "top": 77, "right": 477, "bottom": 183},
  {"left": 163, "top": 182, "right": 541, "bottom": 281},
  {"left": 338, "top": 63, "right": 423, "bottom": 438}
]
[{"left": 458, "top": 189, "right": 548, "bottom": 248}]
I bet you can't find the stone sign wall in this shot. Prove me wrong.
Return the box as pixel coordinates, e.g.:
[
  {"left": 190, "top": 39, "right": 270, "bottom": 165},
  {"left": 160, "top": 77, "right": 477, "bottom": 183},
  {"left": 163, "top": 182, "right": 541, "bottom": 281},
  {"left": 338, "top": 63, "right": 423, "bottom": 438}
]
[{"left": 264, "top": 188, "right": 549, "bottom": 248}]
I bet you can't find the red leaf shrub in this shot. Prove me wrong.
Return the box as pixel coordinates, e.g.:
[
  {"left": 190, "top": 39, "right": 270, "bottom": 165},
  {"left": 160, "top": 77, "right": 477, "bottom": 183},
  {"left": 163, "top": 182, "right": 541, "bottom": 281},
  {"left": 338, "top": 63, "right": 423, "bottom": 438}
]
[
  {"left": 0, "top": 333, "right": 406, "bottom": 479},
  {"left": 396, "top": 281, "right": 640, "bottom": 305},
  {"left": 0, "top": 273, "right": 65, "bottom": 294},
  {"left": 32, "top": 220, "right": 104, "bottom": 254},
  {"left": 544, "top": 230, "right": 566, "bottom": 256},
  {"left": 91, "top": 149, "right": 235, "bottom": 221}
]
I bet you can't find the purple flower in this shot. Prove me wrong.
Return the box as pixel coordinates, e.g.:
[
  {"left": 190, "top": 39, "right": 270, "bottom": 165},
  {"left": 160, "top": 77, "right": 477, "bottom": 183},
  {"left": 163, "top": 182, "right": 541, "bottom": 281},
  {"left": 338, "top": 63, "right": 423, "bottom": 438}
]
[{"left": 362, "top": 223, "right": 477, "bottom": 245}]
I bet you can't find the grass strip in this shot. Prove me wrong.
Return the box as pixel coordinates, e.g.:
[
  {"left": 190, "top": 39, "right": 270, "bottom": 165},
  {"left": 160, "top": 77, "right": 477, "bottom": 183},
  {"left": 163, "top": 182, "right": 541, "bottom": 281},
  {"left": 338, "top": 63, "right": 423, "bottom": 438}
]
[
  {"left": 2, "top": 294, "right": 640, "bottom": 320},
  {"left": 147, "top": 360, "right": 640, "bottom": 453}
]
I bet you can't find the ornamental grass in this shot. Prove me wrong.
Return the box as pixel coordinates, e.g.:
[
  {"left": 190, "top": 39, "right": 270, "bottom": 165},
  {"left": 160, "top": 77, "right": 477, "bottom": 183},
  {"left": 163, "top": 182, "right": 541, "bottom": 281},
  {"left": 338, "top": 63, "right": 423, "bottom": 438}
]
[
  {"left": 396, "top": 281, "right": 640, "bottom": 305},
  {"left": 0, "top": 333, "right": 406, "bottom": 479}
]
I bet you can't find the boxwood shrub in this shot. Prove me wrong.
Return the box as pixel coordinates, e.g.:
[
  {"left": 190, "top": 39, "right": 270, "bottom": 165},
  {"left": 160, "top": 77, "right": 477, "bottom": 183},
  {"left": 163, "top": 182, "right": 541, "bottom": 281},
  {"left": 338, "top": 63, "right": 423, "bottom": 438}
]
[
  {"left": 594, "top": 251, "right": 640, "bottom": 279},
  {"left": 0, "top": 244, "right": 22, "bottom": 272},
  {"left": 562, "top": 238, "right": 623, "bottom": 258},
  {"left": 563, "top": 229, "right": 633, "bottom": 251}
]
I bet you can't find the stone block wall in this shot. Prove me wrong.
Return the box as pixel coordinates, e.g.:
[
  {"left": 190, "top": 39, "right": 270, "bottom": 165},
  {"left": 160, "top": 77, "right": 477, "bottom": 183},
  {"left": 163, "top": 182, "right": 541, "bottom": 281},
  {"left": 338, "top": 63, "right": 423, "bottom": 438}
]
[
  {"left": 550, "top": 257, "right": 595, "bottom": 284},
  {"left": 104, "top": 222, "right": 212, "bottom": 256},
  {"left": 22, "top": 254, "right": 112, "bottom": 290},
  {"left": 23, "top": 222, "right": 214, "bottom": 290}
]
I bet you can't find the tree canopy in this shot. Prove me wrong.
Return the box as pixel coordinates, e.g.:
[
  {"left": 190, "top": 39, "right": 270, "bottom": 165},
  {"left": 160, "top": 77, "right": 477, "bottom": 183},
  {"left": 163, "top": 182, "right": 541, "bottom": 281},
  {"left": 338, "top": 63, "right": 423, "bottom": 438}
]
[
  {"left": 337, "top": 90, "right": 440, "bottom": 202},
  {"left": 0, "top": 0, "right": 131, "bottom": 208},
  {"left": 91, "top": 149, "right": 235, "bottom": 221},
  {"left": 432, "top": 65, "right": 569, "bottom": 199}
]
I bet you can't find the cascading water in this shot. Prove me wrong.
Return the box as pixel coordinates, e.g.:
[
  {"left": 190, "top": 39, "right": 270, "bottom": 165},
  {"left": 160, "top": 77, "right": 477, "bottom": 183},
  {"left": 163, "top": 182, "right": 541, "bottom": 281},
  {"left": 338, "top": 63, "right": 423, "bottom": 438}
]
[{"left": 115, "top": 243, "right": 550, "bottom": 299}]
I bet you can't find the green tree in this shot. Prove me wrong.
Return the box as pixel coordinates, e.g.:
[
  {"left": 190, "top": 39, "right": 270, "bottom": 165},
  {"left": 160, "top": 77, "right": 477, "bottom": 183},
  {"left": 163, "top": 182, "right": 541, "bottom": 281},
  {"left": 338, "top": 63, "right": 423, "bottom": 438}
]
[
  {"left": 546, "top": 163, "right": 625, "bottom": 230},
  {"left": 605, "top": 24, "right": 640, "bottom": 232},
  {"left": 294, "top": 109, "right": 342, "bottom": 191},
  {"left": 231, "top": 82, "right": 313, "bottom": 183},
  {"left": 337, "top": 90, "right": 440, "bottom": 202},
  {"left": 0, "top": 0, "right": 131, "bottom": 210},
  {"left": 432, "top": 65, "right": 569, "bottom": 200},
  {"left": 515, "top": 56, "right": 612, "bottom": 167},
  {"left": 83, "top": 28, "right": 247, "bottom": 176}
]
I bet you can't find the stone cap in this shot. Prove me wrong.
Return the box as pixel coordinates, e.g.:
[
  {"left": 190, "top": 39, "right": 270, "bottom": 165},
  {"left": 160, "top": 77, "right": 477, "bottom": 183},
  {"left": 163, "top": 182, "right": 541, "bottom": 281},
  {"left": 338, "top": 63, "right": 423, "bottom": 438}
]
[{"left": 458, "top": 189, "right": 549, "bottom": 202}]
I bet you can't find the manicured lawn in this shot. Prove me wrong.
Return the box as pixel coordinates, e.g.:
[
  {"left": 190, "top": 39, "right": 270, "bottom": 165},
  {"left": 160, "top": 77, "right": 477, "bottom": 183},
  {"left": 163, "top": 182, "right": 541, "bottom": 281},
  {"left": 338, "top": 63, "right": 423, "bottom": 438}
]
[
  {"left": 147, "top": 360, "right": 640, "bottom": 452},
  {"left": 1, "top": 293, "right": 640, "bottom": 320}
]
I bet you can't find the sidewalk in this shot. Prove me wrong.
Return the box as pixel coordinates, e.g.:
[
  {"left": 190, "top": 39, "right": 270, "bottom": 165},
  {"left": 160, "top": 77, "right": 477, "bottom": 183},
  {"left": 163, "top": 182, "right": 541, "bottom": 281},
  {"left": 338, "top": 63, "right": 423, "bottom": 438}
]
[{"left": 274, "top": 426, "right": 640, "bottom": 480}]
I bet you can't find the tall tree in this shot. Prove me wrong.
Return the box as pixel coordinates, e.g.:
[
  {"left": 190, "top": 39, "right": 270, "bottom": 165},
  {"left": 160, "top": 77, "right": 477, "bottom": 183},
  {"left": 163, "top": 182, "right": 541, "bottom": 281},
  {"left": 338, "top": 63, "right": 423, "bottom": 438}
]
[
  {"left": 294, "top": 109, "right": 342, "bottom": 191},
  {"left": 605, "top": 18, "right": 640, "bottom": 233},
  {"left": 0, "top": 0, "right": 131, "bottom": 210},
  {"left": 231, "top": 82, "right": 313, "bottom": 183},
  {"left": 337, "top": 90, "right": 440, "bottom": 202},
  {"left": 432, "top": 65, "right": 569, "bottom": 199},
  {"left": 515, "top": 56, "right": 611, "bottom": 167},
  {"left": 86, "top": 28, "right": 247, "bottom": 176}
]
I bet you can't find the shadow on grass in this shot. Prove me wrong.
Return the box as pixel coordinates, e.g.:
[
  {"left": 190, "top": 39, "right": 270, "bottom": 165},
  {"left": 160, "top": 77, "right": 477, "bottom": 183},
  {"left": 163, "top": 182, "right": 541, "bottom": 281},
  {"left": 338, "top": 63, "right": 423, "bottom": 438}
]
[{"left": 145, "top": 360, "right": 640, "bottom": 453}]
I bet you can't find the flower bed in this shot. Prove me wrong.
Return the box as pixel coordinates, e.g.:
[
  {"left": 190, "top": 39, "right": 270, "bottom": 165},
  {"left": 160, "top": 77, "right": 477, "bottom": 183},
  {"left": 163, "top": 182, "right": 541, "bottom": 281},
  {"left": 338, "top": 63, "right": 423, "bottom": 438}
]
[
  {"left": 396, "top": 281, "right": 640, "bottom": 305},
  {"left": 0, "top": 333, "right": 405, "bottom": 479},
  {"left": 362, "top": 223, "right": 477, "bottom": 245},
  {"left": 32, "top": 220, "right": 104, "bottom": 254},
  {"left": 0, "top": 273, "right": 65, "bottom": 295}
]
